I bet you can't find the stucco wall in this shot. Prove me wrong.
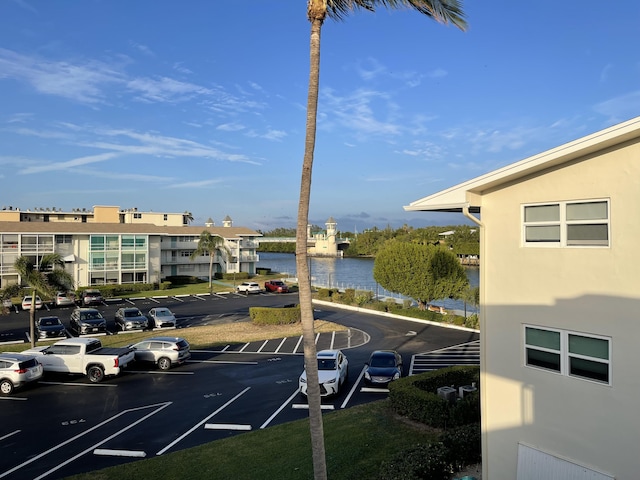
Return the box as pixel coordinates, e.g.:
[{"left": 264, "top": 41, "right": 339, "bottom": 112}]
[{"left": 481, "top": 138, "right": 640, "bottom": 479}]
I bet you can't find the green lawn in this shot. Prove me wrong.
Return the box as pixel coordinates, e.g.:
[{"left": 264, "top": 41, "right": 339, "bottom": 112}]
[{"left": 66, "top": 400, "right": 438, "bottom": 480}]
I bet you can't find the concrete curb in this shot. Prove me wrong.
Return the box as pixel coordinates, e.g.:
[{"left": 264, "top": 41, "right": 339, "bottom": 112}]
[{"left": 311, "top": 299, "right": 480, "bottom": 334}]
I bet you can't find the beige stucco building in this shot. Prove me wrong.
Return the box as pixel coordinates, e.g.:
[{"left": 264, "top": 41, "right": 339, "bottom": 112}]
[
  {"left": 0, "top": 206, "right": 260, "bottom": 288},
  {"left": 405, "top": 116, "right": 640, "bottom": 479}
]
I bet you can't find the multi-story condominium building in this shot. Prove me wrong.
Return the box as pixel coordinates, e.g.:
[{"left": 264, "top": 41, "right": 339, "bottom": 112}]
[
  {"left": 405, "top": 116, "right": 640, "bottom": 480},
  {"left": 0, "top": 205, "right": 260, "bottom": 288}
]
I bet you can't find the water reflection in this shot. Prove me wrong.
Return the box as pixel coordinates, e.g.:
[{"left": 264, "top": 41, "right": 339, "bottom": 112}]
[{"left": 258, "top": 252, "right": 479, "bottom": 314}]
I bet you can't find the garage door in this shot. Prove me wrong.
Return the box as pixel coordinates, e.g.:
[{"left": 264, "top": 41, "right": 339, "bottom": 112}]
[{"left": 517, "top": 443, "right": 614, "bottom": 480}]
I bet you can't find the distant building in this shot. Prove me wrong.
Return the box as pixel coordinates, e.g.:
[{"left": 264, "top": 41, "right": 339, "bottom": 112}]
[
  {"left": 0, "top": 206, "right": 260, "bottom": 288},
  {"left": 307, "top": 217, "right": 349, "bottom": 257}
]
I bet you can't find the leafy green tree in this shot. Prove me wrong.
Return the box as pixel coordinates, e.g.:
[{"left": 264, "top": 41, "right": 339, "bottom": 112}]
[
  {"left": 14, "top": 254, "right": 73, "bottom": 347},
  {"left": 298, "top": 2, "right": 466, "bottom": 478},
  {"left": 373, "top": 241, "right": 468, "bottom": 310},
  {"left": 190, "top": 231, "right": 231, "bottom": 292}
]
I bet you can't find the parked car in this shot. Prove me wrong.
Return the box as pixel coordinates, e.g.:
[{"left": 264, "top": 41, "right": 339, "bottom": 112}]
[
  {"left": 36, "top": 316, "right": 67, "bottom": 339},
  {"left": 299, "top": 349, "right": 349, "bottom": 397},
  {"left": 70, "top": 308, "right": 107, "bottom": 335},
  {"left": 81, "top": 289, "right": 104, "bottom": 306},
  {"left": 55, "top": 291, "right": 76, "bottom": 307},
  {"left": 22, "top": 337, "right": 134, "bottom": 383},
  {"left": 128, "top": 336, "right": 191, "bottom": 370},
  {"left": 115, "top": 307, "right": 148, "bottom": 331},
  {"left": 236, "top": 282, "right": 261, "bottom": 294},
  {"left": 0, "top": 352, "right": 43, "bottom": 395},
  {"left": 363, "top": 350, "right": 403, "bottom": 387},
  {"left": 21, "top": 295, "right": 43, "bottom": 310},
  {"left": 148, "top": 307, "right": 177, "bottom": 328},
  {"left": 264, "top": 280, "right": 290, "bottom": 293}
]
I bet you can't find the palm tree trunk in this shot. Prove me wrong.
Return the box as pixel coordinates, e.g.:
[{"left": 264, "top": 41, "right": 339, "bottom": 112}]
[{"left": 296, "top": 14, "right": 327, "bottom": 480}]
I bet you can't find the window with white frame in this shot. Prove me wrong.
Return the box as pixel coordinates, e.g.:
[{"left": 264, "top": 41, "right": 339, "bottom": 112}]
[
  {"left": 523, "top": 199, "right": 609, "bottom": 247},
  {"left": 524, "top": 325, "right": 610, "bottom": 384}
]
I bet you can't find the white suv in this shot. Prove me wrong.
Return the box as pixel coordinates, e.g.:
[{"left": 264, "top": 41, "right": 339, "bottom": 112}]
[
  {"left": 236, "top": 282, "right": 261, "bottom": 294},
  {"left": 0, "top": 353, "right": 43, "bottom": 395},
  {"left": 299, "top": 349, "right": 349, "bottom": 397}
]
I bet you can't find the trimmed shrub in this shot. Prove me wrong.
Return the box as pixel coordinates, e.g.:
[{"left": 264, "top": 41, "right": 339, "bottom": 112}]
[
  {"left": 388, "top": 366, "right": 480, "bottom": 428},
  {"left": 166, "top": 275, "right": 202, "bottom": 285},
  {"left": 249, "top": 305, "right": 301, "bottom": 325},
  {"left": 440, "top": 423, "right": 481, "bottom": 471},
  {"left": 355, "top": 290, "right": 374, "bottom": 306},
  {"left": 342, "top": 288, "right": 356, "bottom": 304},
  {"left": 316, "top": 288, "right": 333, "bottom": 299},
  {"left": 379, "top": 442, "right": 449, "bottom": 480}
]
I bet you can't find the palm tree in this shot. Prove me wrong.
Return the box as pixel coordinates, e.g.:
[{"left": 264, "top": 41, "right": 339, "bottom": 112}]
[
  {"left": 14, "top": 254, "right": 74, "bottom": 348},
  {"left": 183, "top": 211, "right": 194, "bottom": 225},
  {"left": 190, "top": 231, "right": 231, "bottom": 292},
  {"left": 298, "top": 2, "right": 467, "bottom": 478}
]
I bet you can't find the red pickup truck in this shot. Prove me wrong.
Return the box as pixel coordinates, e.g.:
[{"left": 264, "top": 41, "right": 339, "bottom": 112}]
[{"left": 264, "top": 280, "right": 290, "bottom": 293}]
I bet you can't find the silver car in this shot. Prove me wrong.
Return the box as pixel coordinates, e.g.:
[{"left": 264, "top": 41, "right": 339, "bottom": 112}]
[
  {"left": 115, "top": 307, "right": 149, "bottom": 331},
  {"left": 148, "top": 307, "right": 176, "bottom": 328},
  {"left": 129, "top": 337, "right": 190, "bottom": 370},
  {"left": 0, "top": 353, "right": 43, "bottom": 395}
]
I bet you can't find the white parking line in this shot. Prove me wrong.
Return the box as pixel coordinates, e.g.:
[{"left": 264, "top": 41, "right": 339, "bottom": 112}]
[
  {"left": 156, "top": 387, "right": 251, "bottom": 456},
  {"left": 39, "top": 381, "right": 117, "bottom": 387},
  {"left": 204, "top": 423, "right": 252, "bottom": 431},
  {"left": 292, "top": 404, "right": 335, "bottom": 410},
  {"left": 329, "top": 330, "right": 336, "bottom": 349},
  {"left": 0, "top": 396, "right": 28, "bottom": 401},
  {"left": 340, "top": 366, "right": 367, "bottom": 409},
  {"left": 0, "top": 402, "right": 171, "bottom": 480},
  {"left": 360, "top": 387, "right": 390, "bottom": 393},
  {"left": 256, "top": 340, "right": 269, "bottom": 353},
  {"left": 293, "top": 335, "right": 303, "bottom": 353},
  {"left": 94, "top": 448, "right": 146, "bottom": 458},
  {"left": 273, "top": 337, "right": 287, "bottom": 353},
  {"left": 260, "top": 388, "right": 301, "bottom": 429},
  {"left": 127, "top": 370, "right": 195, "bottom": 375},
  {"left": 0, "top": 430, "right": 20, "bottom": 441},
  {"left": 187, "top": 360, "right": 257, "bottom": 365}
]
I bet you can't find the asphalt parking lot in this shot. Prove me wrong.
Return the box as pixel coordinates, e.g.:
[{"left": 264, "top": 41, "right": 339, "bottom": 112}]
[{"left": 0, "top": 292, "right": 479, "bottom": 480}]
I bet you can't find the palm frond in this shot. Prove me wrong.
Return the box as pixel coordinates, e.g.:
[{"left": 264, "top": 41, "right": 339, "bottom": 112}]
[{"left": 324, "top": 0, "right": 467, "bottom": 30}]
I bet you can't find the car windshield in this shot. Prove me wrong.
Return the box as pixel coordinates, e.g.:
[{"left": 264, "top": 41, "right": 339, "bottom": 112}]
[
  {"left": 125, "top": 310, "right": 141, "bottom": 317},
  {"left": 318, "top": 358, "right": 336, "bottom": 370},
  {"left": 155, "top": 310, "right": 170, "bottom": 316},
  {"left": 41, "top": 318, "right": 59, "bottom": 326},
  {"left": 370, "top": 355, "right": 396, "bottom": 368},
  {"left": 81, "top": 311, "right": 102, "bottom": 320}
]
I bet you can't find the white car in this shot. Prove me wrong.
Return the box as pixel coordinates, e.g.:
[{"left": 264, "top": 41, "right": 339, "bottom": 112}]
[
  {"left": 236, "top": 282, "right": 261, "bottom": 294},
  {"left": 299, "top": 349, "right": 349, "bottom": 397},
  {"left": 21, "top": 295, "right": 43, "bottom": 310},
  {"left": 0, "top": 353, "right": 43, "bottom": 395},
  {"left": 148, "top": 307, "right": 176, "bottom": 328}
]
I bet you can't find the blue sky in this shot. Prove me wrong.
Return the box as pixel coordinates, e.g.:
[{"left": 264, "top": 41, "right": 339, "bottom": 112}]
[{"left": 1, "top": 1, "right": 639, "bottom": 233}]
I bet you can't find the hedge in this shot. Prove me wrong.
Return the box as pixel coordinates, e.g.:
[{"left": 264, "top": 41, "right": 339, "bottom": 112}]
[
  {"left": 249, "top": 305, "right": 301, "bottom": 326},
  {"left": 388, "top": 365, "right": 480, "bottom": 428}
]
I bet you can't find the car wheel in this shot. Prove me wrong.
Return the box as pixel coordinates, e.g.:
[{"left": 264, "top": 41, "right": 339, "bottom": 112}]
[
  {"left": 157, "top": 357, "right": 171, "bottom": 371},
  {"left": 0, "top": 379, "right": 14, "bottom": 396},
  {"left": 87, "top": 366, "right": 104, "bottom": 383}
]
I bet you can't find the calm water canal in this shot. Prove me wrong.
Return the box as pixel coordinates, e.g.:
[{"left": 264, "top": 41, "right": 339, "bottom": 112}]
[{"left": 258, "top": 252, "right": 479, "bottom": 314}]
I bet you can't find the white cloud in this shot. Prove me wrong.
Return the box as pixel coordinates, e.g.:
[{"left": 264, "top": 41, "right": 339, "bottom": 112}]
[
  {"left": 18, "top": 152, "right": 120, "bottom": 174},
  {"left": 593, "top": 90, "right": 640, "bottom": 123},
  {"left": 0, "top": 48, "right": 124, "bottom": 104},
  {"left": 217, "top": 123, "right": 245, "bottom": 132}
]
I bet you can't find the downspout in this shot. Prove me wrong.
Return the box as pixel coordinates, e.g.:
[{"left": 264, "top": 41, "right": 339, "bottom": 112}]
[
  {"left": 463, "top": 202, "right": 488, "bottom": 480},
  {"left": 462, "top": 203, "right": 482, "bottom": 227}
]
